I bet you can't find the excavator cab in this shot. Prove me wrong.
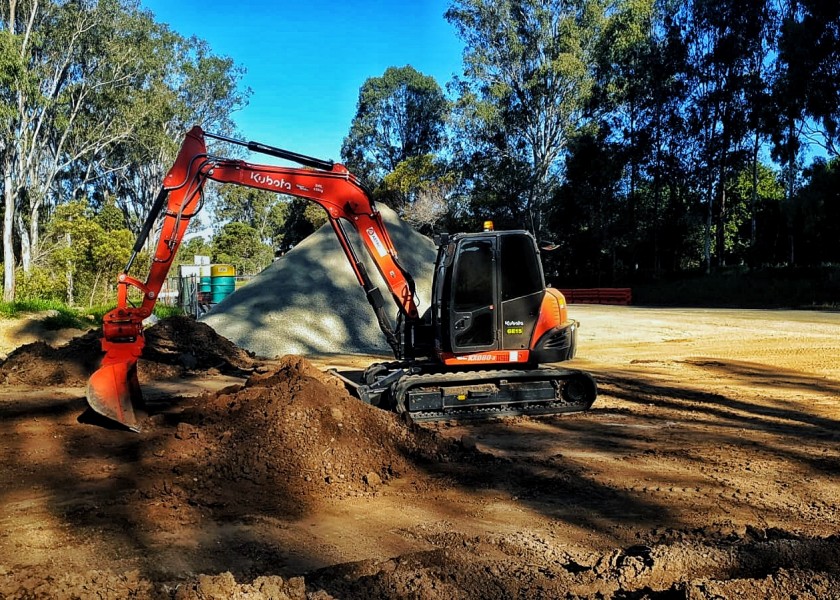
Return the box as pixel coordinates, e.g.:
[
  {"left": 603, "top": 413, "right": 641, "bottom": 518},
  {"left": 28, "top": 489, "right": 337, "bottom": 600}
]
[{"left": 431, "top": 230, "right": 573, "bottom": 362}]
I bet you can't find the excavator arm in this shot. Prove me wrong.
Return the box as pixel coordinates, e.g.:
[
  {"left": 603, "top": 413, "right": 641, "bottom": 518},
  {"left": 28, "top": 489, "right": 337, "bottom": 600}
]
[{"left": 87, "top": 126, "right": 418, "bottom": 430}]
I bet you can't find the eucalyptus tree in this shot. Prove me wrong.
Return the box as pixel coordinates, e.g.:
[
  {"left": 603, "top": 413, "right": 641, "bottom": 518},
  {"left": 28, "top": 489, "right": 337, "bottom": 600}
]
[
  {"left": 1, "top": 0, "right": 153, "bottom": 299},
  {"left": 214, "top": 184, "right": 289, "bottom": 249},
  {"left": 590, "top": 0, "right": 691, "bottom": 275},
  {"left": 684, "top": 0, "right": 770, "bottom": 271},
  {"left": 0, "top": 0, "right": 247, "bottom": 301},
  {"left": 101, "top": 34, "right": 248, "bottom": 235},
  {"left": 795, "top": 157, "right": 840, "bottom": 265},
  {"left": 769, "top": 0, "right": 840, "bottom": 264},
  {"left": 773, "top": 0, "right": 840, "bottom": 157},
  {"left": 445, "top": 0, "right": 607, "bottom": 237},
  {"left": 210, "top": 221, "right": 273, "bottom": 276},
  {"left": 341, "top": 65, "right": 449, "bottom": 187}
]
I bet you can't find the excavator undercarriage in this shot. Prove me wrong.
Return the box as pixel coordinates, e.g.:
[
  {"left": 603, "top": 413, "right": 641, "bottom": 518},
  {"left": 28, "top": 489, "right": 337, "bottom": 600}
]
[{"left": 333, "top": 365, "right": 597, "bottom": 423}]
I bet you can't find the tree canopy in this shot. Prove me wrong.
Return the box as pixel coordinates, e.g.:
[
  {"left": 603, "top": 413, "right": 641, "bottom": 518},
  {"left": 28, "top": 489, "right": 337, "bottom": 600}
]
[
  {"left": 3, "top": 0, "right": 840, "bottom": 307},
  {"left": 341, "top": 65, "right": 449, "bottom": 186}
]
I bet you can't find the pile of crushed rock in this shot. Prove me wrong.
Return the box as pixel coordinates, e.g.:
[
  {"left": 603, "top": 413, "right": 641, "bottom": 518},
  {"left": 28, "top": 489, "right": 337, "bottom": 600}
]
[{"left": 200, "top": 204, "right": 438, "bottom": 358}]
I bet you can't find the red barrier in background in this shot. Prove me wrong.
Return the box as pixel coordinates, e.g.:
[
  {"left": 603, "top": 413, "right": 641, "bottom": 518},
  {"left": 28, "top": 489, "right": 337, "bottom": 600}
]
[{"left": 557, "top": 288, "right": 632, "bottom": 305}]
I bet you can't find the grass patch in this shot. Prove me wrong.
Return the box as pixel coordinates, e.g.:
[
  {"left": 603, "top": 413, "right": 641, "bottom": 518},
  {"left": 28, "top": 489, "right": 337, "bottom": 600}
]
[
  {"left": 154, "top": 305, "right": 186, "bottom": 319},
  {"left": 0, "top": 299, "right": 95, "bottom": 329},
  {"left": 0, "top": 300, "right": 185, "bottom": 330}
]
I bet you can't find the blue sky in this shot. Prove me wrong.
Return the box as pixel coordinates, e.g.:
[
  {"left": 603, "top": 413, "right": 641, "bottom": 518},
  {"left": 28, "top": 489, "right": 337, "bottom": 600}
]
[{"left": 141, "top": 0, "right": 464, "bottom": 163}]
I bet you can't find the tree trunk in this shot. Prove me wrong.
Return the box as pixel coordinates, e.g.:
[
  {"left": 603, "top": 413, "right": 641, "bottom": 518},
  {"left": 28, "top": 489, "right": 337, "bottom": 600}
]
[
  {"left": 704, "top": 174, "right": 714, "bottom": 274},
  {"left": 2, "top": 169, "right": 15, "bottom": 302},
  {"left": 750, "top": 131, "right": 760, "bottom": 251},
  {"left": 65, "top": 232, "right": 74, "bottom": 305},
  {"left": 16, "top": 213, "right": 31, "bottom": 273},
  {"left": 29, "top": 196, "right": 42, "bottom": 268},
  {"left": 717, "top": 146, "right": 728, "bottom": 268}
]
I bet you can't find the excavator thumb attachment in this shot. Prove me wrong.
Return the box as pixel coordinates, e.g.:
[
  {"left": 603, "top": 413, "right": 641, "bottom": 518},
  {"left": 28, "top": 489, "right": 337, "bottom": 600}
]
[{"left": 86, "top": 359, "right": 145, "bottom": 432}]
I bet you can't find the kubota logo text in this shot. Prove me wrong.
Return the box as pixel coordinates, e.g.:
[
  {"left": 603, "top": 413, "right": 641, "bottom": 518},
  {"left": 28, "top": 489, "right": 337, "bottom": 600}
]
[{"left": 250, "top": 172, "right": 291, "bottom": 190}]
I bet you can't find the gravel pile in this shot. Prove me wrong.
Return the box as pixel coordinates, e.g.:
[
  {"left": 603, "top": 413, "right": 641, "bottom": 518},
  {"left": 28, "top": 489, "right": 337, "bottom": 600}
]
[{"left": 200, "top": 205, "right": 437, "bottom": 358}]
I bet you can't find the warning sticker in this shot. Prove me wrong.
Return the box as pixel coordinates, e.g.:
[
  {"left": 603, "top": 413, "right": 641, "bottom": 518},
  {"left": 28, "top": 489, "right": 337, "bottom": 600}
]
[{"left": 366, "top": 228, "right": 388, "bottom": 257}]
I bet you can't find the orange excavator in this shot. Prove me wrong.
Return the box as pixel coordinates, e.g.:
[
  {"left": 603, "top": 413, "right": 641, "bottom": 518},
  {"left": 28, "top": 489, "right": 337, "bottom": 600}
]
[{"left": 86, "top": 126, "right": 596, "bottom": 431}]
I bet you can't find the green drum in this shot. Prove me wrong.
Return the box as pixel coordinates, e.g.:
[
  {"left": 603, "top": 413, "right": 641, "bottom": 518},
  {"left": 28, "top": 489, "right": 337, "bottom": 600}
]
[
  {"left": 199, "top": 265, "right": 212, "bottom": 292},
  {"left": 210, "top": 264, "right": 236, "bottom": 303}
]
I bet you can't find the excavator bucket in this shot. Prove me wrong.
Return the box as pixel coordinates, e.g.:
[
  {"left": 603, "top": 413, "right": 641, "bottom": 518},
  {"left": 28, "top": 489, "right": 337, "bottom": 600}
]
[{"left": 86, "top": 360, "right": 145, "bottom": 432}]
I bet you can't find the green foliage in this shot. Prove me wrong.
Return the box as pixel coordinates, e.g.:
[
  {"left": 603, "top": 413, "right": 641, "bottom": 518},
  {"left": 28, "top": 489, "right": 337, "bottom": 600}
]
[
  {"left": 15, "top": 267, "right": 67, "bottom": 303},
  {"left": 215, "top": 185, "right": 289, "bottom": 249},
  {"left": 153, "top": 305, "right": 186, "bottom": 320},
  {"left": 211, "top": 222, "right": 273, "bottom": 276},
  {"left": 0, "top": 298, "right": 96, "bottom": 330},
  {"left": 544, "top": 127, "right": 628, "bottom": 284},
  {"left": 0, "top": 29, "right": 25, "bottom": 121},
  {"left": 69, "top": 303, "right": 184, "bottom": 325},
  {"left": 273, "top": 199, "right": 328, "bottom": 253},
  {"left": 378, "top": 154, "right": 457, "bottom": 231},
  {"left": 795, "top": 157, "right": 840, "bottom": 264},
  {"left": 95, "top": 197, "right": 129, "bottom": 232},
  {"left": 774, "top": 1, "right": 840, "bottom": 154},
  {"left": 725, "top": 163, "right": 785, "bottom": 264},
  {"left": 0, "top": 0, "right": 249, "bottom": 303},
  {"left": 178, "top": 237, "right": 213, "bottom": 265},
  {"left": 4, "top": 0, "right": 840, "bottom": 304},
  {"left": 341, "top": 66, "right": 449, "bottom": 185},
  {"left": 0, "top": 297, "right": 183, "bottom": 328},
  {"left": 32, "top": 200, "right": 136, "bottom": 306},
  {"left": 447, "top": 0, "right": 607, "bottom": 233}
]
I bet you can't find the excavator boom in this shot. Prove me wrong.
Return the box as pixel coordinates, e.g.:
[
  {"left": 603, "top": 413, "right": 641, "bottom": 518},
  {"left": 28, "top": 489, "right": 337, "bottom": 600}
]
[{"left": 87, "top": 126, "right": 418, "bottom": 430}]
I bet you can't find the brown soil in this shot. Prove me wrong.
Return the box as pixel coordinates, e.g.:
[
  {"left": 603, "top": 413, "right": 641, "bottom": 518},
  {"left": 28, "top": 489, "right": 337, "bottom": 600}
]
[
  {"left": 0, "top": 315, "right": 255, "bottom": 387},
  {"left": 1, "top": 306, "right": 839, "bottom": 599}
]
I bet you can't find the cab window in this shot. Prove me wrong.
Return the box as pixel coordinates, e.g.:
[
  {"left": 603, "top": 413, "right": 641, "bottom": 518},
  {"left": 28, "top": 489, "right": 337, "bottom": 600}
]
[{"left": 501, "top": 234, "right": 542, "bottom": 301}]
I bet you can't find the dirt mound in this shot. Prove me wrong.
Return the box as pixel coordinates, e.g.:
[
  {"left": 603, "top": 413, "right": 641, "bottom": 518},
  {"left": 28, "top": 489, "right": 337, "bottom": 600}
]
[
  {"left": 0, "top": 330, "right": 102, "bottom": 386},
  {"left": 0, "top": 315, "right": 255, "bottom": 386},
  {"left": 142, "top": 315, "right": 254, "bottom": 372},
  {"left": 157, "top": 355, "right": 458, "bottom": 515}
]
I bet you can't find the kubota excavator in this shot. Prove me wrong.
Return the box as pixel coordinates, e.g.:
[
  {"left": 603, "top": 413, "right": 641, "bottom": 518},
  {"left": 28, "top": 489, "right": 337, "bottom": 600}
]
[{"left": 86, "top": 126, "right": 597, "bottom": 431}]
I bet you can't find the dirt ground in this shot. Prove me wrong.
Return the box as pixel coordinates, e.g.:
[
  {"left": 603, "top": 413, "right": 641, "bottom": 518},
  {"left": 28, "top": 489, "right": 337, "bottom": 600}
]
[{"left": 1, "top": 306, "right": 839, "bottom": 599}]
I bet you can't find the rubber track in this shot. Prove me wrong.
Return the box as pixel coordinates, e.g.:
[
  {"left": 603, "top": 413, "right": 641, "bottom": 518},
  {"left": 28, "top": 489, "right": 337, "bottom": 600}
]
[{"left": 392, "top": 368, "right": 597, "bottom": 423}]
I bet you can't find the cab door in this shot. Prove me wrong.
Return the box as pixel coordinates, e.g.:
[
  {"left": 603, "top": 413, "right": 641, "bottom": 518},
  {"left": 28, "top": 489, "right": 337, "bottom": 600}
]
[
  {"left": 499, "top": 233, "right": 545, "bottom": 349},
  {"left": 449, "top": 237, "right": 498, "bottom": 353}
]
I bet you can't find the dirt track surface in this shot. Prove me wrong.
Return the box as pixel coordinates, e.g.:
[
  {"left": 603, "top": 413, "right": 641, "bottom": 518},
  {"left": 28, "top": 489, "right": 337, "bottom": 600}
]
[{"left": 1, "top": 306, "right": 839, "bottom": 599}]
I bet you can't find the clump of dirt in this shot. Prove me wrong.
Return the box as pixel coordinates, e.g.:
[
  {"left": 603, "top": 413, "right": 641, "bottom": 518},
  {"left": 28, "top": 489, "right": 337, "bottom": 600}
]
[
  {"left": 142, "top": 315, "right": 254, "bottom": 372},
  {"left": 155, "top": 355, "right": 460, "bottom": 515},
  {"left": 174, "top": 572, "right": 307, "bottom": 600},
  {"left": 0, "top": 330, "right": 102, "bottom": 386},
  {"left": 0, "top": 315, "right": 256, "bottom": 386},
  {"left": 0, "top": 569, "right": 310, "bottom": 600}
]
